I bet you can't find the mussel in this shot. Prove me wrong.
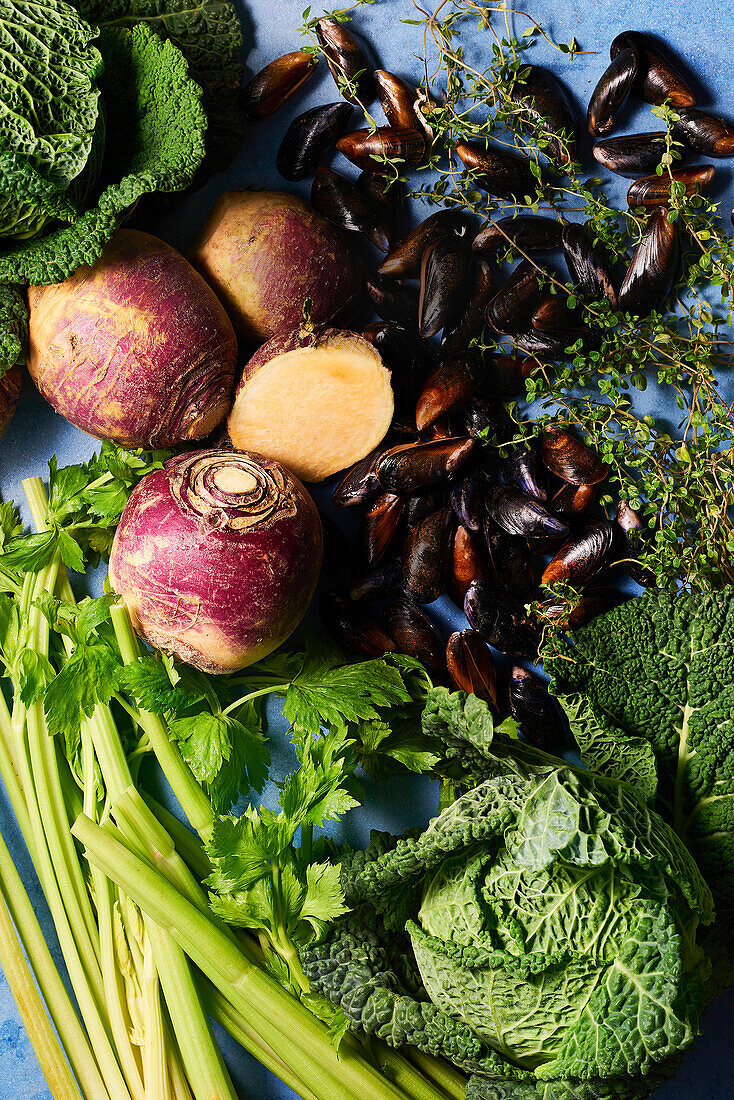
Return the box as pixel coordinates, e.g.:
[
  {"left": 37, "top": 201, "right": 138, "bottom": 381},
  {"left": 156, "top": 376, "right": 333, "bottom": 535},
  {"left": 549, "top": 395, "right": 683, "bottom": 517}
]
[
  {"left": 673, "top": 107, "right": 734, "bottom": 157},
  {"left": 486, "top": 485, "right": 568, "bottom": 538},
  {"left": 376, "top": 437, "right": 476, "bottom": 493},
  {"left": 514, "top": 330, "right": 568, "bottom": 358},
  {"left": 419, "top": 234, "right": 472, "bottom": 338},
  {"left": 312, "top": 167, "right": 392, "bottom": 251},
  {"left": 483, "top": 354, "right": 533, "bottom": 397},
  {"left": 486, "top": 260, "right": 542, "bottom": 335},
  {"left": 337, "top": 127, "right": 425, "bottom": 171},
  {"left": 561, "top": 222, "right": 618, "bottom": 309},
  {"left": 405, "top": 488, "right": 447, "bottom": 527},
  {"left": 402, "top": 506, "right": 453, "bottom": 604},
  {"left": 618, "top": 206, "right": 678, "bottom": 317},
  {"left": 446, "top": 630, "right": 498, "bottom": 709},
  {"left": 592, "top": 132, "right": 672, "bottom": 178},
  {"left": 349, "top": 557, "right": 403, "bottom": 602},
  {"left": 610, "top": 31, "right": 695, "bottom": 108},
  {"left": 241, "top": 52, "right": 316, "bottom": 118},
  {"left": 627, "top": 165, "right": 714, "bottom": 208},
  {"left": 383, "top": 597, "right": 447, "bottom": 681},
  {"left": 415, "top": 355, "right": 484, "bottom": 431},
  {"left": 535, "top": 587, "right": 625, "bottom": 629},
  {"left": 363, "top": 321, "right": 434, "bottom": 425},
  {"left": 456, "top": 140, "right": 539, "bottom": 201},
  {"left": 379, "top": 210, "right": 471, "bottom": 278},
  {"left": 615, "top": 500, "right": 656, "bottom": 587},
  {"left": 366, "top": 274, "right": 419, "bottom": 327},
  {"left": 450, "top": 524, "right": 489, "bottom": 600},
  {"left": 277, "top": 102, "right": 354, "bottom": 181},
  {"left": 441, "top": 259, "right": 495, "bottom": 356},
  {"left": 484, "top": 526, "right": 536, "bottom": 605},
  {"left": 550, "top": 481, "right": 596, "bottom": 518},
  {"left": 374, "top": 70, "right": 420, "bottom": 129},
  {"left": 460, "top": 395, "right": 514, "bottom": 442},
  {"left": 540, "top": 519, "right": 615, "bottom": 587},
  {"left": 541, "top": 429, "right": 607, "bottom": 486},
  {"left": 531, "top": 294, "right": 596, "bottom": 347},
  {"left": 472, "top": 216, "right": 563, "bottom": 255},
  {"left": 321, "top": 593, "right": 397, "bottom": 657},
  {"left": 317, "top": 18, "right": 374, "bottom": 103},
  {"left": 509, "top": 666, "right": 566, "bottom": 748},
  {"left": 358, "top": 172, "right": 401, "bottom": 251},
  {"left": 501, "top": 441, "right": 546, "bottom": 501},
  {"left": 587, "top": 48, "right": 638, "bottom": 136},
  {"left": 510, "top": 65, "right": 578, "bottom": 167},
  {"left": 358, "top": 492, "right": 405, "bottom": 566},
  {"left": 332, "top": 444, "right": 385, "bottom": 507},
  {"left": 450, "top": 472, "right": 484, "bottom": 533},
  {"left": 464, "top": 581, "right": 540, "bottom": 659}
]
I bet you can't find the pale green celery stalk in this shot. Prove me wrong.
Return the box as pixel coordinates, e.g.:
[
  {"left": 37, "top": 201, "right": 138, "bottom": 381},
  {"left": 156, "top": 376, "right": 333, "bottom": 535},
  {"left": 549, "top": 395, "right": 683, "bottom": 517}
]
[
  {"left": 74, "top": 815, "right": 414, "bottom": 1100},
  {"left": 141, "top": 928, "right": 169, "bottom": 1099},
  {"left": 141, "top": 795, "right": 212, "bottom": 881},
  {"left": 168, "top": 1042, "right": 195, "bottom": 1100},
  {"left": 346, "top": 1038, "right": 457, "bottom": 1100},
  {"left": 0, "top": 687, "right": 33, "bottom": 855},
  {"left": 403, "top": 1051, "right": 466, "bottom": 1100},
  {"left": 110, "top": 603, "right": 215, "bottom": 842}
]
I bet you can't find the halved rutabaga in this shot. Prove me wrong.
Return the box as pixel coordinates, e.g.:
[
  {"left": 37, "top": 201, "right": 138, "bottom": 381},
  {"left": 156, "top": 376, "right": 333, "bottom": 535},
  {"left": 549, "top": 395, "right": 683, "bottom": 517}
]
[{"left": 228, "top": 325, "right": 394, "bottom": 482}]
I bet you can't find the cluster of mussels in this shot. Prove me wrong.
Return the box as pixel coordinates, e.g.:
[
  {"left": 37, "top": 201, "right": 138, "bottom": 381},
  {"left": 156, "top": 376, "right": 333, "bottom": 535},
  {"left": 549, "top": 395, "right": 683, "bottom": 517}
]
[{"left": 239, "top": 22, "right": 734, "bottom": 743}]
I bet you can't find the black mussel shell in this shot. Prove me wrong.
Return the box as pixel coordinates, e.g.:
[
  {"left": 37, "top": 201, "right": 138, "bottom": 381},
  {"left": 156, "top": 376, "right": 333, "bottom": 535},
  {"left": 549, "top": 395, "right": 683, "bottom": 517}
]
[
  {"left": 472, "top": 216, "right": 563, "bottom": 254},
  {"left": 541, "top": 429, "right": 606, "bottom": 486},
  {"left": 374, "top": 69, "right": 419, "bottom": 129},
  {"left": 406, "top": 488, "right": 447, "bottom": 527},
  {"left": 514, "top": 330, "right": 569, "bottom": 358},
  {"left": 321, "top": 593, "right": 397, "bottom": 657},
  {"left": 531, "top": 294, "right": 596, "bottom": 347},
  {"left": 535, "top": 586, "right": 626, "bottom": 629},
  {"left": 358, "top": 492, "right": 405, "bottom": 566},
  {"left": 464, "top": 581, "right": 540, "bottom": 659},
  {"left": 456, "top": 141, "right": 540, "bottom": 201},
  {"left": 337, "top": 127, "right": 425, "bottom": 171},
  {"left": 484, "top": 525, "right": 536, "bottom": 605},
  {"left": 451, "top": 472, "right": 484, "bottom": 533},
  {"left": 333, "top": 444, "right": 385, "bottom": 506},
  {"left": 376, "top": 437, "right": 476, "bottom": 493},
  {"left": 610, "top": 31, "right": 695, "bottom": 108},
  {"left": 358, "top": 172, "right": 401, "bottom": 251},
  {"left": 510, "top": 65, "right": 578, "bottom": 167},
  {"left": 501, "top": 440, "right": 547, "bottom": 501},
  {"left": 614, "top": 500, "right": 657, "bottom": 587},
  {"left": 550, "top": 481, "right": 597, "bottom": 518},
  {"left": 587, "top": 48, "right": 639, "bottom": 137},
  {"left": 441, "top": 259, "right": 494, "bottom": 356},
  {"left": 366, "top": 274, "right": 420, "bottom": 327},
  {"left": 509, "top": 666, "right": 566, "bottom": 747},
  {"left": 461, "top": 395, "right": 514, "bottom": 442},
  {"left": 483, "top": 354, "right": 533, "bottom": 397},
  {"left": 541, "top": 519, "right": 615, "bottom": 587},
  {"left": 363, "top": 321, "right": 434, "bottom": 425},
  {"left": 486, "top": 259, "right": 543, "bottom": 335},
  {"left": 592, "top": 132, "right": 672, "bottom": 178},
  {"left": 349, "top": 557, "right": 403, "bottom": 601},
  {"left": 415, "top": 354, "right": 484, "bottom": 431},
  {"left": 486, "top": 485, "right": 568, "bottom": 538},
  {"left": 317, "top": 18, "right": 374, "bottom": 103},
  {"left": 277, "top": 102, "right": 354, "bottom": 181},
  {"left": 384, "top": 597, "right": 447, "bottom": 681},
  {"left": 241, "top": 52, "right": 316, "bottom": 118},
  {"left": 379, "top": 210, "right": 471, "bottom": 278},
  {"left": 672, "top": 107, "right": 734, "bottom": 157},
  {"left": 402, "top": 506, "right": 454, "bottom": 604},
  {"left": 418, "top": 234, "right": 473, "bottom": 338},
  {"left": 312, "top": 167, "right": 392, "bottom": 251},
  {"left": 446, "top": 630, "right": 498, "bottom": 709},
  {"left": 450, "top": 523, "right": 490, "bottom": 600},
  {"left": 561, "top": 222, "right": 618, "bottom": 309},
  {"left": 618, "top": 206, "right": 679, "bottom": 317},
  {"left": 627, "top": 165, "right": 715, "bottom": 208}
]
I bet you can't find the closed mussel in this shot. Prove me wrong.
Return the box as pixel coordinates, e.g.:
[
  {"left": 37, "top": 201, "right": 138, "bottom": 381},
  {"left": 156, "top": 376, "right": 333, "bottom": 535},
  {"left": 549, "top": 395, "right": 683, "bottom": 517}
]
[
  {"left": 618, "top": 206, "right": 678, "bottom": 317},
  {"left": 363, "top": 321, "right": 433, "bottom": 425},
  {"left": 376, "top": 437, "right": 476, "bottom": 493},
  {"left": 627, "top": 165, "right": 714, "bottom": 208},
  {"left": 510, "top": 65, "right": 578, "bottom": 167},
  {"left": 464, "top": 581, "right": 540, "bottom": 659},
  {"left": 379, "top": 210, "right": 471, "bottom": 278},
  {"left": 359, "top": 172, "right": 401, "bottom": 251},
  {"left": 486, "top": 259, "right": 543, "bottom": 335},
  {"left": 592, "top": 132, "right": 672, "bottom": 178},
  {"left": 587, "top": 48, "right": 639, "bottom": 137},
  {"left": 277, "top": 102, "right": 353, "bottom": 181},
  {"left": 451, "top": 472, "right": 484, "bottom": 533},
  {"left": 514, "top": 330, "right": 568, "bottom": 358},
  {"left": 374, "top": 70, "right": 419, "bottom": 129},
  {"left": 241, "top": 51, "right": 316, "bottom": 118},
  {"left": 456, "top": 140, "right": 539, "bottom": 201},
  {"left": 615, "top": 500, "right": 657, "bottom": 587},
  {"left": 446, "top": 630, "right": 498, "bottom": 709},
  {"left": 312, "top": 167, "right": 392, "bottom": 251},
  {"left": 450, "top": 524, "right": 489, "bottom": 600},
  {"left": 405, "top": 488, "right": 446, "bottom": 527},
  {"left": 472, "top": 216, "right": 563, "bottom": 255},
  {"left": 673, "top": 108, "right": 734, "bottom": 157},
  {"left": 541, "top": 519, "right": 615, "bottom": 587},
  {"left": 366, "top": 274, "right": 419, "bottom": 327},
  {"left": 321, "top": 592, "right": 397, "bottom": 657},
  {"left": 509, "top": 666, "right": 565, "bottom": 748},
  {"left": 536, "top": 587, "right": 624, "bottom": 629},
  {"left": 610, "top": 31, "right": 695, "bottom": 108},
  {"left": 384, "top": 597, "right": 447, "bottom": 681},
  {"left": 483, "top": 354, "right": 533, "bottom": 397},
  {"left": 349, "top": 557, "right": 403, "bottom": 602},
  {"left": 441, "top": 259, "right": 495, "bottom": 356},
  {"left": 550, "top": 481, "right": 597, "bottom": 518},
  {"left": 358, "top": 492, "right": 404, "bottom": 566},
  {"left": 415, "top": 355, "right": 484, "bottom": 430},
  {"left": 487, "top": 484, "right": 568, "bottom": 538},
  {"left": 541, "top": 429, "right": 606, "bottom": 486},
  {"left": 317, "top": 18, "right": 374, "bottom": 103},
  {"left": 461, "top": 395, "right": 514, "bottom": 442},
  {"left": 501, "top": 440, "right": 546, "bottom": 501},
  {"left": 419, "top": 233, "right": 472, "bottom": 338},
  {"left": 561, "top": 222, "right": 618, "bottom": 309},
  {"left": 484, "top": 525, "right": 536, "bottom": 605},
  {"left": 337, "top": 127, "right": 425, "bottom": 171},
  {"left": 402, "top": 506, "right": 453, "bottom": 603},
  {"left": 332, "top": 443, "right": 385, "bottom": 506},
  {"left": 532, "top": 294, "right": 594, "bottom": 347}
]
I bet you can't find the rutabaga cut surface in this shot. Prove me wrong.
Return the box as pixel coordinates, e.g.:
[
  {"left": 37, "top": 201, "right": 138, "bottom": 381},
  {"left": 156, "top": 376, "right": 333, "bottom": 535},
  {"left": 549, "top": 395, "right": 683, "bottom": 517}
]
[{"left": 228, "top": 330, "right": 394, "bottom": 481}]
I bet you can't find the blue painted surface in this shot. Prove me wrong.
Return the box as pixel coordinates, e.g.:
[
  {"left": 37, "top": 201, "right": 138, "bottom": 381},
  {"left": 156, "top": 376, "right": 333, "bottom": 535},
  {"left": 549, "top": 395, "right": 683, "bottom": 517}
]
[{"left": 1, "top": 0, "right": 733, "bottom": 1096}]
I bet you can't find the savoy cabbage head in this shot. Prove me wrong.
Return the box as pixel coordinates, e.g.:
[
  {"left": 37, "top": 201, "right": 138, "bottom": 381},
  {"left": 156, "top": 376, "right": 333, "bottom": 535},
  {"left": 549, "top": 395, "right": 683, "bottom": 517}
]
[{"left": 301, "top": 690, "right": 713, "bottom": 1100}]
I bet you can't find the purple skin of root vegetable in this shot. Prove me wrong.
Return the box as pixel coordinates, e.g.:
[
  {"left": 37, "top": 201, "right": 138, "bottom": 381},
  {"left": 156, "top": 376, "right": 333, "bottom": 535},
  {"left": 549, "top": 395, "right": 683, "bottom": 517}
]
[{"left": 108, "top": 449, "right": 323, "bottom": 674}]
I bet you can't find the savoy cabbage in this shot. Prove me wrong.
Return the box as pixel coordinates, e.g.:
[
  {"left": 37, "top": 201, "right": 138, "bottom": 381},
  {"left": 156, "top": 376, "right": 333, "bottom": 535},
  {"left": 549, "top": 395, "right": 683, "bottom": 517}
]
[{"left": 301, "top": 689, "right": 712, "bottom": 1100}]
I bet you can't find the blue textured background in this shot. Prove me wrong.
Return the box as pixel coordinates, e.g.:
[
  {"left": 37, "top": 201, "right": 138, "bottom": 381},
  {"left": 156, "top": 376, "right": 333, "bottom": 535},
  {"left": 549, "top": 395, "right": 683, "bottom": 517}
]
[{"left": 1, "top": 0, "right": 733, "bottom": 1096}]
